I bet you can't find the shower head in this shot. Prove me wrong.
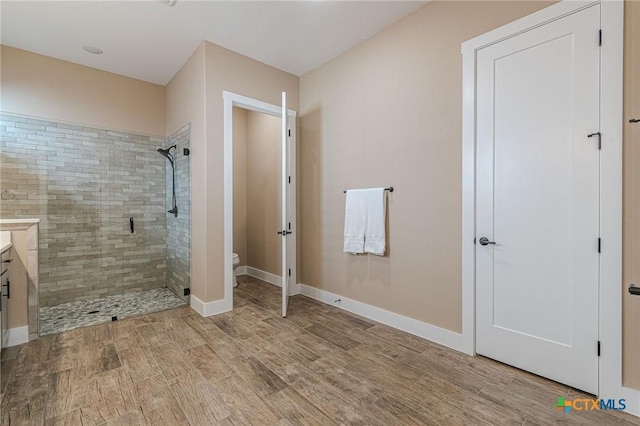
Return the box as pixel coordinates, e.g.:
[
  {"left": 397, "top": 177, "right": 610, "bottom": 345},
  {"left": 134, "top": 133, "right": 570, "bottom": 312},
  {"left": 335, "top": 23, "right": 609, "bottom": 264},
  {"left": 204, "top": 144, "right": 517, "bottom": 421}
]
[{"left": 157, "top": 145, "right": 176, "bottom": 164}]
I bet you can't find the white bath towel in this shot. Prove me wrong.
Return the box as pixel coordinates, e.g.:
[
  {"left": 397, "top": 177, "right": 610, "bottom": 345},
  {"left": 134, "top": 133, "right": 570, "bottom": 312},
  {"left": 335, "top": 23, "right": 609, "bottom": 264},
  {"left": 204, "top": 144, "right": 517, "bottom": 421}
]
[
  {"left": 343, "top": 189, "right": 367, "bottom": 254},
  {"left": 364, "top": 188, "right": 386, "bottom": 256}
]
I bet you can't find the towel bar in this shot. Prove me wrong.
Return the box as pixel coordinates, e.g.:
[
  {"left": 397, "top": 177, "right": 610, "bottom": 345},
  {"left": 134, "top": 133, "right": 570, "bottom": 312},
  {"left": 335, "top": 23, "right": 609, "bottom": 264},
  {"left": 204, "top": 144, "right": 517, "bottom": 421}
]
[
  {"left": 630, "top": 284, "right": 640, "bottom": 296},
  {"left": 343, "top": 187, "right": 393, "bottom": 194}
]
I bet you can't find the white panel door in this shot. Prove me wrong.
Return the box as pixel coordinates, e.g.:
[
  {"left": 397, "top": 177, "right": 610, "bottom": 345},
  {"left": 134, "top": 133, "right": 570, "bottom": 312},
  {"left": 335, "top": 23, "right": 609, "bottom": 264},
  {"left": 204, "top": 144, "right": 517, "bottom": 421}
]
[
  {"left": 281, "top": 92, "right": 290, "bottom": 318},
  {"left": 476, "top": 5, "right": 600, "bottom": 393}
]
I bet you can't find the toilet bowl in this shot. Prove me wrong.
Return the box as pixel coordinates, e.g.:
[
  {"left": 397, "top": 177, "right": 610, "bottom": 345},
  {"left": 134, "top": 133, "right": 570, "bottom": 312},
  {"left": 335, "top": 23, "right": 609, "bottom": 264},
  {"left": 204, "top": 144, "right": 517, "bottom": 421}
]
[{"left": 232, "top": 253, "right": 240, "bottom": 288}]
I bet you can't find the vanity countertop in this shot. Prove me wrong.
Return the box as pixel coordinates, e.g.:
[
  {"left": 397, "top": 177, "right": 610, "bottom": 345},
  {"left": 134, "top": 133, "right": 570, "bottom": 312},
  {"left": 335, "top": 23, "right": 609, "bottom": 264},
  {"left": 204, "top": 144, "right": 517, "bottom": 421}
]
[{"left": 0, "top": 231, "right": 12, "bottom": 253}]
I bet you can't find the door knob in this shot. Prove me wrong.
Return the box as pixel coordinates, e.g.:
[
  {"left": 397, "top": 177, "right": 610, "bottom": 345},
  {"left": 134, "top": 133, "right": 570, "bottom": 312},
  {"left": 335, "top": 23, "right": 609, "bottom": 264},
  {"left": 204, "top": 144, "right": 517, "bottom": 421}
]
[{"left": 479, "top": 237, "right": 496, "bottom": 246}]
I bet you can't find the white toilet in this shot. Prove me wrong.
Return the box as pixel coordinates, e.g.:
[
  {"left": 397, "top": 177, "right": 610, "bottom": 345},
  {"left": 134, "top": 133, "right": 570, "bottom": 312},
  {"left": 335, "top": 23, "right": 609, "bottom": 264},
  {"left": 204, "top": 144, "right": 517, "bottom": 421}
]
[{"left": 232, "top": 253, "right": 240, "bottom": 288}]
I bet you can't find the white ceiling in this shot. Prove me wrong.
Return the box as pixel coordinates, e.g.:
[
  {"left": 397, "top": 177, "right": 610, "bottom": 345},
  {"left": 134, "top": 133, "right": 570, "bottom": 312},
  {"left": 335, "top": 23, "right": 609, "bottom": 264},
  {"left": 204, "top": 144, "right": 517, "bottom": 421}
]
[{"left": 1, "top": 1, "right": 427, "bottom": 85}]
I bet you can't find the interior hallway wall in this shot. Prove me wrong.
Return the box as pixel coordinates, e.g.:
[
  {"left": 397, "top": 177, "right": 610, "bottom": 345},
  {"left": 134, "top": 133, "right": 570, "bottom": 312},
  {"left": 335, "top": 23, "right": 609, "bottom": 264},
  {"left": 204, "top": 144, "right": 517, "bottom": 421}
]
[
  {"left": 299, "top": 1, "right": 553, "bottom": 333},
  {"left": 203, "top": 42, "right": 299, "bottom": 302},
  {"left": 246, "top": 110, "right": 281, "bottom": 276},
  {"left": 167, "top": 41, "right": 299, "bottom": 303}
]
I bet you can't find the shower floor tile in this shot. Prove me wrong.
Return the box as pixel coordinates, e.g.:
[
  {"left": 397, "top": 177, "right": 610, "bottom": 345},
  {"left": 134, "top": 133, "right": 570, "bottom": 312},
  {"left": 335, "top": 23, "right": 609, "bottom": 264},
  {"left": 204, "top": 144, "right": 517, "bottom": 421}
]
[{"left": 39, "top": 288, "right": 187, "bottom": 336}]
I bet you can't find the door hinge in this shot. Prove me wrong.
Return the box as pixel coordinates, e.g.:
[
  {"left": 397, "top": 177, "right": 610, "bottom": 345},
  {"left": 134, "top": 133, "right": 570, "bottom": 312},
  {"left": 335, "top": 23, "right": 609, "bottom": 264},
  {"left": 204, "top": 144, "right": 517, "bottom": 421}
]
[
  {"left": 597, "top": 340, "right": 601, "bottom": 356},
  {"left": 288, "top": 268, "right": 291, "bottom": 276},
  {"left": 598, "top": 238, "right": 601, "bottom": 253},
  {"left": 288, "top": 176, "right": 291, "bottom": 184},
  {"left": 588, "top": 132, "right": 601, "bottom": 150},
  {"left": 599, "top": 30, "right": 602, "bottom": 46},
  {"left": 288, "top": 129, "right": 291, "bottom": 137}
]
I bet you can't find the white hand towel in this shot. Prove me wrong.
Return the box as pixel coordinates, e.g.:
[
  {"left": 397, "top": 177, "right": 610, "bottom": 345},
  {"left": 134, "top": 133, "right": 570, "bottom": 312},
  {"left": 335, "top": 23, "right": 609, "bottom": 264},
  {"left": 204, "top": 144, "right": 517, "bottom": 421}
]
[
  {"left": 364, "top": 188, "right": 386, "bottom": 256},
  {"left": 343, "top": 189, "right": 367, "bottom": 254}
]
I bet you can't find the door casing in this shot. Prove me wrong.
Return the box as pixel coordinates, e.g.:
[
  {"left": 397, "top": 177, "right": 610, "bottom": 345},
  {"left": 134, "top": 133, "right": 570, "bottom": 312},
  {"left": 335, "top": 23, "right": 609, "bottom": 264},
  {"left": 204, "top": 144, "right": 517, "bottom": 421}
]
[
  {"left": 475, "top": 3, "right": 601, "bottom": 393},
  {"left": 222, "top": 90, "right": 298, "bottom": 315},
  {"left": 462, "top": 0, "right": 636, "bottom": 413}
]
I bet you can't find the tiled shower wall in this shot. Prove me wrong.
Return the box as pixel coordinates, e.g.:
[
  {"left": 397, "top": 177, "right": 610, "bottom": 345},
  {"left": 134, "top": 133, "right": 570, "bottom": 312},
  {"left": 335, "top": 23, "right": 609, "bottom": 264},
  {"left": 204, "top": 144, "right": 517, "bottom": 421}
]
[
  {"left": 0, "top": 113, "right": 167, "bottom": 307},
  {"left": 166, "top": 124, "right": 191, "bottom": 301}
]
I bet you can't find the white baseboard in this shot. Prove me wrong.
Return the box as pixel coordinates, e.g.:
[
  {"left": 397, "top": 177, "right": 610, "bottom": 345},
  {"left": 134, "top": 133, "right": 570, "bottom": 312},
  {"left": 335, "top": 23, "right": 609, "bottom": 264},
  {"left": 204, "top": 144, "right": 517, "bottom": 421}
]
[
  {"left": 191, "top": 294, "right": 231, "bottom": 317},
  {"left": 246, "top": 266, "right": 281, "bottom": 286},
  {"left": 290, "top": 283, "right": 301, "bottom": 296},
  {"left": 6, "top": 325, "right": 29, "bottom": 347},
  {"left": 299, "top": 284, "right": 464, "bottom": 353},
  {"left": 240, "top": 266, "right": 301, "bottom": 296}
]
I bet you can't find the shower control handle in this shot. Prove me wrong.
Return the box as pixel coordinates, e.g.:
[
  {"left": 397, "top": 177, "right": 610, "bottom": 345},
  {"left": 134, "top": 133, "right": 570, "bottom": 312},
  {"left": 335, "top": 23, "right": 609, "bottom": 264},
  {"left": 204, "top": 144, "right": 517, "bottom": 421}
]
[{"left": 277, "top": 230, "right": 292, "bottom": 236}]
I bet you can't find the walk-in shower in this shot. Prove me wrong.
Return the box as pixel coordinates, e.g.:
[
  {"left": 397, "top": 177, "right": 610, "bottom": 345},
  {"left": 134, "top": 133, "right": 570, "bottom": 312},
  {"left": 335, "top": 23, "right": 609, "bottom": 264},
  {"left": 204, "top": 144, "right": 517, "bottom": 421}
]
[
  {"left": 1, "top": 113, "right": 192, "bottom": 336},
  {"left": 158, "top": 145, "right": 178, "bottom": 217}
]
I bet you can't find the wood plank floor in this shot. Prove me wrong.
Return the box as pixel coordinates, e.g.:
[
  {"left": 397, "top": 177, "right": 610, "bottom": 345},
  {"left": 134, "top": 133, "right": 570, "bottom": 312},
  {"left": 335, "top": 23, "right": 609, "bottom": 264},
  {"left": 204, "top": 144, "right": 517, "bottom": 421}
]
[{"left": 1, "top": 275, "right": 638, "bottom": 425}]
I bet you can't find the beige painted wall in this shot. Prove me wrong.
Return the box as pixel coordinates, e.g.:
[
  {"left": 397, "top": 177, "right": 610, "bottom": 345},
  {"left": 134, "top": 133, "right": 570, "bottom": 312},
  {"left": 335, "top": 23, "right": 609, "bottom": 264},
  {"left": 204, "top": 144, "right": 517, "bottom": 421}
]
[
  {"left": 232, "top": 109, "right": 282, "bottom": 274},
  {"left": 167, "top": 41, "right": 299, "bottom": 302},
  {"left": 247, "top": 110, "right": 281, "bottom": 275},
  {"left": 233, "top": 107, "right": 248, "bottom": 266},
  {"left": 204, "top": 42, "right": 299, "bottom": 301},
  {"left": 622, "top": 0, "right": 640, "bottom": 391},
  {"left": 0, "top": 45, "right": 165, "bottom": 136},
  {"left": 299, "top": 1, "right": 552, "bottom": 333}
]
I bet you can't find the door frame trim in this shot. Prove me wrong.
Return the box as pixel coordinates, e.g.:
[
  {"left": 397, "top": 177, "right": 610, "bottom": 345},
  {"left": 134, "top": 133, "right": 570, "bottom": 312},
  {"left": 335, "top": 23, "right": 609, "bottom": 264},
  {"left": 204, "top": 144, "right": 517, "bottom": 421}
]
[
  {"left": 461, "top": 0, "right": 636, "bottom": 412},
  {"left": 222, "top": 91, "right": 298, "bottom": 314}
]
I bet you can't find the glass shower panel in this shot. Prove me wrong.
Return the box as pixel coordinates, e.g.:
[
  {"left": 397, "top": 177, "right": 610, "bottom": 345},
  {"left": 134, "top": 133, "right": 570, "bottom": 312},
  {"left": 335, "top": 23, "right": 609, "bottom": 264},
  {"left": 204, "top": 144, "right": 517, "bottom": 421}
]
[
  {"left": 120, "top": 135, "right": 167, "bottom": 298},
  {"left": 100, "top": 132, "right": 125, "bottom": 300},
  {"left": 166, "top": 126, "right": 191, "bottom": 303}
]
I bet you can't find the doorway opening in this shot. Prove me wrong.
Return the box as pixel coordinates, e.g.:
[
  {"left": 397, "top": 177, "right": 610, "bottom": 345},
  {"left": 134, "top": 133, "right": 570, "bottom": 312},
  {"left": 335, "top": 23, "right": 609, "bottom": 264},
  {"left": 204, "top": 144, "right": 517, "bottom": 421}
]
[
  {"left": 223, "top": 91, "right": 297, "bottom": 318},
  {"left": 232, "top": 107, "right": 282, "bottom": 288}
]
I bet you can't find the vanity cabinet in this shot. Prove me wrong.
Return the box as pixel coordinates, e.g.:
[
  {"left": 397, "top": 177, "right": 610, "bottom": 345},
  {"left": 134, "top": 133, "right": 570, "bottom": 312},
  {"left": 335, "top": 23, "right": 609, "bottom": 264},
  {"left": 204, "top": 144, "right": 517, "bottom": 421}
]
[{"left": 0, "top": 220, "right": 40, "bottom": 346}]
